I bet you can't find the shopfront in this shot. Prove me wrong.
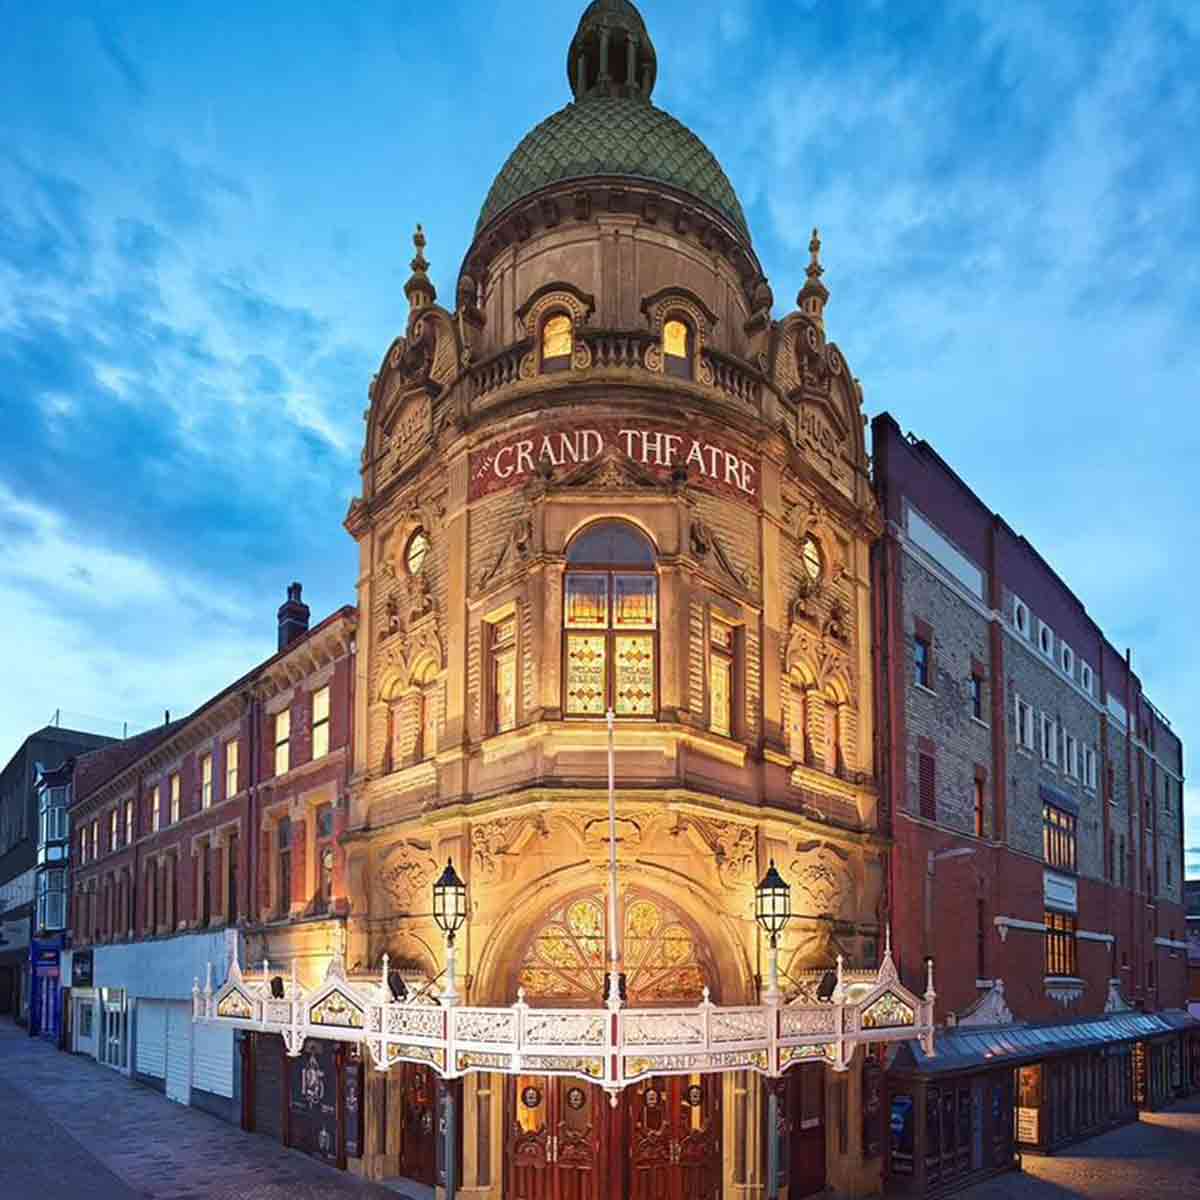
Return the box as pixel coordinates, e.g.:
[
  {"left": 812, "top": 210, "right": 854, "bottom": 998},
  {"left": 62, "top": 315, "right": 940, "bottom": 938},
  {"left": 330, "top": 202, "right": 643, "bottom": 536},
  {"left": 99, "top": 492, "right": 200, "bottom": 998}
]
[
  {"left": 886, "top": 1011, "right": 1195, "bottom": 1194},
  {"left": 29, "top": 935, "right": 64, "bottom": 1041}
]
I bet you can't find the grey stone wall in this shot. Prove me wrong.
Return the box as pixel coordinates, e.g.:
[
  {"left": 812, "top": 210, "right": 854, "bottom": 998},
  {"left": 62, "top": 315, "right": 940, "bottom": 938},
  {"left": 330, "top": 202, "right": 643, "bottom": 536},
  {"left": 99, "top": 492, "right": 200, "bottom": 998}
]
[
  {"left": 901, "top": 554, "right": 992, "bottom": 834},
  {"left": 1004, "top": 629, "right": 1106, "bottom": 879}
]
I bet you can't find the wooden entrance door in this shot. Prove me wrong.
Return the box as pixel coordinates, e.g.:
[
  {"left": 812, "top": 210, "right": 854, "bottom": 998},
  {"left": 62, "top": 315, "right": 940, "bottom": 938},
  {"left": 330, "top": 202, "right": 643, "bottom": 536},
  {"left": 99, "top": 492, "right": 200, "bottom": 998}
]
[
  {"left": 393, "top": 1062, "right": 437, "bottom": 1185},
  {"left": 629, "top": 1074, "right": 721, "bottom": 1200},
  {"left": 507, "top": 1075, "right": 606, "bottom": 1200},
  {"left": 787, "top": 1063, "right": 826, "bottom": 1198}
]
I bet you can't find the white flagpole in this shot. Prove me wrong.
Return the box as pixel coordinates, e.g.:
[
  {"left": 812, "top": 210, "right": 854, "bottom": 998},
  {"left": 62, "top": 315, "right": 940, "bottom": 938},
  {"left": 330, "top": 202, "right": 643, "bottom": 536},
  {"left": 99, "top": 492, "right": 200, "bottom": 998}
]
[{"left": 606, "top": 708, "right": 621, "bottom": 1010}]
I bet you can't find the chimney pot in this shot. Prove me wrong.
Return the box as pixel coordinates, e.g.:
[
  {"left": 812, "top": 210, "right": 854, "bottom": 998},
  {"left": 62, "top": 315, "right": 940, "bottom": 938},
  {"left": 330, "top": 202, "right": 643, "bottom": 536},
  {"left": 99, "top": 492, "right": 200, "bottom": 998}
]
[{"left": 277, "top": 581, "right": 311, "bottom": 651}]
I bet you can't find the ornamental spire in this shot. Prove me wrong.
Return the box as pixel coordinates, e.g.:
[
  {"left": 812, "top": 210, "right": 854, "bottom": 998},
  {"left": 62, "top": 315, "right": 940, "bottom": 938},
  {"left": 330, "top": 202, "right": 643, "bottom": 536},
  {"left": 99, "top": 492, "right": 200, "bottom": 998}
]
[
  {"left": 797, "top": 226, "right": 830, "bottom": 329},
  {"left": 404, "top": 223, "right": 436, "bottom": 312}
]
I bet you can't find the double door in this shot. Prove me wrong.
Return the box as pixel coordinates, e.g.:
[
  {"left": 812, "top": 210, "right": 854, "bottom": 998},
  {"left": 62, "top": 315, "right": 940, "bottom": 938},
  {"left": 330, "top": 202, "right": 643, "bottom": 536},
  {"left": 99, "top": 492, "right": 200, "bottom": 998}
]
[
  {"left": 628, "top": 1073, "right": 721, "bottom": 1200},
  {"left": 506, "top": 1073, "right": 720, "bottom": 1200}
]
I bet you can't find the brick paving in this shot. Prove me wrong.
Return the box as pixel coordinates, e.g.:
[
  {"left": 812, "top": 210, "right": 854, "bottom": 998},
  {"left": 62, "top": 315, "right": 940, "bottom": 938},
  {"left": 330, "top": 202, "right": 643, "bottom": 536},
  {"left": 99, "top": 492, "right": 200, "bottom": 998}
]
[
  {"left": 962, "top": 1096, "right": 1200, "bottom": 1200},
  {"left": 0, "top": 1019, "right": 415, "bottom": 1200}
]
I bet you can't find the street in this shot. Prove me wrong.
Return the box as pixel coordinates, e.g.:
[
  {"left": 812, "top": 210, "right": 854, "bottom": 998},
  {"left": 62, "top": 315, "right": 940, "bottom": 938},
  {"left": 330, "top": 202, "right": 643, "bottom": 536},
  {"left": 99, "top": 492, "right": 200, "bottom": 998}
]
[
  {"left": 2, "top": 1018, "right": 1199, "bottom": 1199},
  {"left": 0, "top": 1019, "right": 410, "bottom": 1200}
]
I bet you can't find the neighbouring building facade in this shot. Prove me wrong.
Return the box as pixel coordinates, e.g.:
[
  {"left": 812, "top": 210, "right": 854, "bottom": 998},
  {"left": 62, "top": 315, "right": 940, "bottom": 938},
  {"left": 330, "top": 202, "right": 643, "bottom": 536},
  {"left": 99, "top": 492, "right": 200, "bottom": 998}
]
[
  {"left": 873, "top": 413, "right": 1196, "bottom": 1194},
  {"left": 0, "top": 723, "right": 113, "bottom": 1027},
  {"left": 336, "top": 3, "right": 889, "bottom": 1196},
  {"left": 68, "top": 586, "right": 356, "bottom": 1139},
  {"left": 1187, "top": 880, "right": 1200, "bottom": 1016}
]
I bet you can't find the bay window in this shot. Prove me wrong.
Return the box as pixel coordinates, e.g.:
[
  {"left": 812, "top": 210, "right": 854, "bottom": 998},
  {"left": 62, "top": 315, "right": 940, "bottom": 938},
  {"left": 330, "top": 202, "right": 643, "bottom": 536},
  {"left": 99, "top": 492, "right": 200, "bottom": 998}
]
[
  {"left": 564, "top": 521, "right": 658, "bottom": 717},
  {"left": 37, "top": 869, "right": 66, "bottom": 931}
]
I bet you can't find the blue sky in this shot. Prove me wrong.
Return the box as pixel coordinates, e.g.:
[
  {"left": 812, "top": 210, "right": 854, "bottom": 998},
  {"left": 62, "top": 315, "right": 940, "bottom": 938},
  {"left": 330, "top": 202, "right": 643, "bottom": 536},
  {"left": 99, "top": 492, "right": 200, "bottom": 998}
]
[{"left": 0, "top": 1, "right": 1197, "bottom": 871}]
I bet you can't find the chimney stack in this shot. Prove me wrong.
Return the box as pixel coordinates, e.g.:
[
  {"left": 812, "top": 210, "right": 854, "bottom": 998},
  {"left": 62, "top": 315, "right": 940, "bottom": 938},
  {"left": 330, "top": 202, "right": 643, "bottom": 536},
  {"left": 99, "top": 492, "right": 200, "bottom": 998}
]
[{"left": 277, "top": 582, "right": 310, "bottom": 651}]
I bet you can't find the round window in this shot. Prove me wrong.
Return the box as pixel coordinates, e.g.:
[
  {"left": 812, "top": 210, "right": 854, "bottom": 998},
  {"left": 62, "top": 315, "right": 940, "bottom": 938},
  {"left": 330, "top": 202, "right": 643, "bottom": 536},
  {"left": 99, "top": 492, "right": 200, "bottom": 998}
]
[
  {"left": 801, "top": 536, "right": 822, "bottom": 582},
  {"left": 405, "top": 529, "right": 430, "bottom": 576}
]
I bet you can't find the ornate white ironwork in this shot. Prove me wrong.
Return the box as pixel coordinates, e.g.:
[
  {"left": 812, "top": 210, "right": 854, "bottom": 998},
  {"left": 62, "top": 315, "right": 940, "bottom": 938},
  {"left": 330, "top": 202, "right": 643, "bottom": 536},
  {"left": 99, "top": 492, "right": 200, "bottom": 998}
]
[{"left": 194, "top": 925, "right": 936, "bottom": 1088}]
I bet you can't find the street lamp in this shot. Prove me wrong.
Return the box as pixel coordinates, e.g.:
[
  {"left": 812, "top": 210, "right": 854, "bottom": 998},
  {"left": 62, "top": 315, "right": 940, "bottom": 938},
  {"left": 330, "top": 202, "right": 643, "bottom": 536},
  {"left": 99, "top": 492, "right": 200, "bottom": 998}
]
[
  {"left": 431, "top": 858, "right": 467, "bottom": 1200},
  {"left": 755, "top": 860, "right": 792, "bottom": 1006},
  {"left": 432, "top": 858, "right": 467, "bottom": 1007}
]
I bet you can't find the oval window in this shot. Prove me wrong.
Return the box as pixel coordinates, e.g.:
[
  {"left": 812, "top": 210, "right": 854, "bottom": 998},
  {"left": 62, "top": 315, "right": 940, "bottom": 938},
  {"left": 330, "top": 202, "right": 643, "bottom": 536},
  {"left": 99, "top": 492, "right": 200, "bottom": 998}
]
[{"left": 801, "top": 536, "right": 822, "bottom": 582}]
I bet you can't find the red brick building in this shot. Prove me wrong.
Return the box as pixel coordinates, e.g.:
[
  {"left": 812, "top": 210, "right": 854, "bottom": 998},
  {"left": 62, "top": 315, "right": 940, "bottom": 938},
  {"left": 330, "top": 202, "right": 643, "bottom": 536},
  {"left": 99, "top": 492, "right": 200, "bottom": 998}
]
[
  {"left": 872, "top": 413, "right": 1196, "bottom": 1191},
  {"left": 68, "top": 586, "right": 355, "bottom": 1125}
]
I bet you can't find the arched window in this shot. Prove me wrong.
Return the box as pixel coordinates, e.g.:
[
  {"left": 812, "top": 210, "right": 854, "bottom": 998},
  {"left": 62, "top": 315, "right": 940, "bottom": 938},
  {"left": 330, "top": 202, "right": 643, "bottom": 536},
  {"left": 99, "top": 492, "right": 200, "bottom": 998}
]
[
  {"left": 663, "top": 317, "right": 693, "bottom": 379},
  {"left": 541, "top": 313, "right": 573, "bottom": 373},
  {"left": 824, "top": 694, "right": 842, "bottom": 775},
  {"left": 564, "top": 521, "right": 658, "bottom": 717},
  {"left": 789, "top": 682, "right": 809, "bottom": 765}
]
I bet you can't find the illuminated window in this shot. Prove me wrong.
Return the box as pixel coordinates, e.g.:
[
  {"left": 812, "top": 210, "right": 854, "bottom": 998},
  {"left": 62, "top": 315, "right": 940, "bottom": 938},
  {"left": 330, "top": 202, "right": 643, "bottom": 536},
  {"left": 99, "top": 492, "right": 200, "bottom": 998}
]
[
  {"left": 169, "top": 773, "right": 180, "bottom": 824},
  {"left": 314, "top": 804, "right": 334, "bottom": 915},
  {"left": 225, "top": 738, "right": 239, "bottom": 798},
  {"left": 663, "top": 318, "right": 692, "bottom": 379},
  {"left": 1045, "top": 910, "right": 1077, "bottom": 977},
  {"left": 152, "top": 788, "right": 161, "bottom": 833},
  {"left": 710, "top": 619, "right": 736, "bottom": 737},
  {"left": 312, "top": 686, "right": 330, "bottom": 759},
  {"left": 109, "top": 808, "right": 117, "bottom": 850},
  {"left": 124, "top": 800, "right": 133, "bottom": 847},
  {"left": 1043, "top": 802, "right": 1077, "bottom": 872},
  {"left": 541, "top": 313, "right": 573, "bottom": 372},
  {"left": 201, "top": 753, "right": 213, "bottom": 809},
  {"left": 274, "top": 708, "right": 291, "bottom": 776},
  {"left": 564, "top": 521, "right": 657, "bottom": 717},
  {"left": 490, "top": 617, "right": 518, "bottom": 734},
  {"left": 277, "top": 817, "right": 292, "bottom": 916}
]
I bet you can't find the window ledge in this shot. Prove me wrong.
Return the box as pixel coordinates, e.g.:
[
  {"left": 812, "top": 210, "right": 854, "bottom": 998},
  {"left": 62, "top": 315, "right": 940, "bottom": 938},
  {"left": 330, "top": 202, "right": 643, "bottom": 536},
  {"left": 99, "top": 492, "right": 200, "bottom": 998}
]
[
  {"left": 969, "top": 716, "right": 990, "bottom": 730},
  {"left": 913, "top": 683, "right": 936, "bottom": 697}
]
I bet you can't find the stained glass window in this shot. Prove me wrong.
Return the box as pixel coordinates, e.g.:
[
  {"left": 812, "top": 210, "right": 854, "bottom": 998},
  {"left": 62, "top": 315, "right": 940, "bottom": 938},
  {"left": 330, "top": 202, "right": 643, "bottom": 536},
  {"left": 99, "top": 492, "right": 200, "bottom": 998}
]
[
  {"left": 565, "top": 574, "right": 608, "bottom": 628},
  {"left": 492, "top": 618, "right": 517, "bottom": 734},
  {"left": 710, "top": 620, "right": 734, "bottom": 737},
  {"left": 563, "top": 522, "right": 657, "bottom": 717},
  {"left": 614, "top": 636, "right": 655, "bottom": 716},
  {"left": 517, "top": 893, "right": 707, "bottom": 1004},
  {"left": 565, "top": 635, "right": 607, "bottom": 715}
]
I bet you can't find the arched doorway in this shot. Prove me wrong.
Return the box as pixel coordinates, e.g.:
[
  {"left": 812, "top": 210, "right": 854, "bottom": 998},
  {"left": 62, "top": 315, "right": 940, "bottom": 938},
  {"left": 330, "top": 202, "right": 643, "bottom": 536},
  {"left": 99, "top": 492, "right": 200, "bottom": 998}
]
[{"left": 505, "top": 891, "right": 722, "bottom": 1200}]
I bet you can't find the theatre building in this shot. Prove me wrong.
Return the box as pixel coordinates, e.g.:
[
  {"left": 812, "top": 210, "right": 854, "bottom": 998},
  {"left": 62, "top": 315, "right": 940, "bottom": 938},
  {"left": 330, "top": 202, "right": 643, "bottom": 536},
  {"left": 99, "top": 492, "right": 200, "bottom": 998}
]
[
  {"left": 333, "top": 2, "right": 894, "bottom": 1195},
  {"left": 872, "top": 413, "right": 1197, "bottom": 1194}
]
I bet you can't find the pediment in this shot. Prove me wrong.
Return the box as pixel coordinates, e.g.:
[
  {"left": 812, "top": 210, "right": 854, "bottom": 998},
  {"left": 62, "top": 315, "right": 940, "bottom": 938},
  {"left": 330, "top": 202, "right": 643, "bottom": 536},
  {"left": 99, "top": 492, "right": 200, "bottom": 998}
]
[{"left": 552, "top": 445, "right": 672, "bottom": 494}]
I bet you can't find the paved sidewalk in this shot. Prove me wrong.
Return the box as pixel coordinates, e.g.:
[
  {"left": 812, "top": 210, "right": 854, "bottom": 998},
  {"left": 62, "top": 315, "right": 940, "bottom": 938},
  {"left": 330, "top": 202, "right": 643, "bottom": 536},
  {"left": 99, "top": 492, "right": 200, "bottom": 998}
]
[
  {"left": 962, "top": 1095, "right": 1200, "bottom": 1200},
  {"left": 0, "top": 1020, "right": 412, "bottom": 1200}
]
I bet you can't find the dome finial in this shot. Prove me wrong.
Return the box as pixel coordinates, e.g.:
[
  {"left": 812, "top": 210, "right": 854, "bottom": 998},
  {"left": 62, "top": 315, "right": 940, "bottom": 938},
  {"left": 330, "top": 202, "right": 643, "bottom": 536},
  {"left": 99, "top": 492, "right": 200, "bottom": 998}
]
[
  {"left": 404, "top": 222, "right": 436, "bottom": 312},
  {"left": 798, "top": 226, "right": 830, "bottom": 328},
  {"left": 568, "top": 0, "right": 657, "bottom": 102}
]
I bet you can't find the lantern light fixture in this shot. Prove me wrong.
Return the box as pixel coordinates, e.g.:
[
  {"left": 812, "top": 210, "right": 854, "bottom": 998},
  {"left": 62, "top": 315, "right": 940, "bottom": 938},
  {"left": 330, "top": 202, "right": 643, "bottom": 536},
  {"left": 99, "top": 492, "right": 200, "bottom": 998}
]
[
  {"left": 432, "top": 858, "right": 468, "bottom": 944},
  {"left": 755, "top": 860, "right": 792, "bottom": 946}
]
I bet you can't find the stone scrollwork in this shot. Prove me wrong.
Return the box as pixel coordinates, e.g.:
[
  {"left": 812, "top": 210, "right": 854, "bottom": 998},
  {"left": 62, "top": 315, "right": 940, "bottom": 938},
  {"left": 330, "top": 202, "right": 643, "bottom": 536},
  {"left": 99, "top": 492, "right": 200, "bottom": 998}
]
[
  {"left": 516, "top": 282, "right": 596, "bottom": 378},
  {"left": 710, "top": 1010, "right": 768, "bottom": 1043},
  {"left": 379, "top": 841, "right": 438, "bottom": 910}
]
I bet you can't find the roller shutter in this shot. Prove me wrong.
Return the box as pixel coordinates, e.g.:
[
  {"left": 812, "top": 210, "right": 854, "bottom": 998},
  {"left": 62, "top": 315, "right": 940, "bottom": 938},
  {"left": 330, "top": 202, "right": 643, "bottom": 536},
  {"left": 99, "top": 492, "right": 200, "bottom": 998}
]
[
  {"left": 193, "top": 1021, "right": 234, "bottom": 1098},
  {"left": 136, "top": 1000, "right": 166, "bottom": 1078},
  {"left": 165, "top": 1001, "right": 192, "bottom": 1104}
]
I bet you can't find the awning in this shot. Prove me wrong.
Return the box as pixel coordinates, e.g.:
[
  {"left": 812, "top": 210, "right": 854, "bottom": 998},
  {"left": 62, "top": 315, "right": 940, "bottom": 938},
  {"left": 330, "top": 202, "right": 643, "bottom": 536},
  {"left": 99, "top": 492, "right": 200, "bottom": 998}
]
[{"left": 889, "top": 1010, "right": 1200, "bottom": 1079}]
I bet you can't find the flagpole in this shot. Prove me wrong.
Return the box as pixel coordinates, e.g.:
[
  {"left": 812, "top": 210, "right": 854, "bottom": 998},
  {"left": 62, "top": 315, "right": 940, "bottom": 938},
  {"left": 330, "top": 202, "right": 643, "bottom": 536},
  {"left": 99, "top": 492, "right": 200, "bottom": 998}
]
[{"left": 606, "top": 708, "right": 621, "bottom": 1010}]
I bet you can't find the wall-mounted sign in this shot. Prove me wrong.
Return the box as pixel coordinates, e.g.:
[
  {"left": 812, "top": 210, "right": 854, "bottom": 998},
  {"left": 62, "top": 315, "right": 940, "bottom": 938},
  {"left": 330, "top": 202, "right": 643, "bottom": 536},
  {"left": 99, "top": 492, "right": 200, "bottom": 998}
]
[
  {"left": 469, "top": 421, "right": 760, "bottom": 507},
  {"left": 1043, "top": 870, "right": 1078, "bottom": 914},
  {"left": 71, "top": 949, "right": 93, "bottom": 988},
  {"left": 1016, "top": 1106, "right": 1039, "bottom": 1145}
]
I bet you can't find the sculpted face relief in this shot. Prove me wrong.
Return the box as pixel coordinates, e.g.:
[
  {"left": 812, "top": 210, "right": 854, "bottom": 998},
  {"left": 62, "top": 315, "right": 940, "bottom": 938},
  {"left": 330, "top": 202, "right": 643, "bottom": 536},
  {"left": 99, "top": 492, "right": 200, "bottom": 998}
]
[{"left": 470, "top": 421, "right": 760, "bottom": 506}]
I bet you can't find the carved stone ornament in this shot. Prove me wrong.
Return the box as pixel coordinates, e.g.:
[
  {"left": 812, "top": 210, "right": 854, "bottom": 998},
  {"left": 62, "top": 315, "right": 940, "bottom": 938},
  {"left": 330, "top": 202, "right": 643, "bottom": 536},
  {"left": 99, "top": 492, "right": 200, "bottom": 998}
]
[
  {"left": 956, "top": 978, "right": 1014, "bottom": 1028},
  {"left": 789, "top": 842, "right": 851, "bottom": 917},
  {"left": 785, "top": 623, "right": 852, "bottom": 700},
  {"left": 688, "top": 518, "right": 751, "bottom": 590},
  {"left": 477, "top": 506, "right": 534, "bottom": 590},
  {"left": 471, "top": 814, "right": 548, "bottom": 884},
  {"left": 639, "top": 287, "right": 717, "bottom": 381},
  {"left": 1103, "top": 978, "right": 1132, "bottom": 1013},
  {"left": 675, "top": 817, "right": 756, "bottom": 890},
  {"left": 379, "top": 842, "right": 438, "bottom": 909}
]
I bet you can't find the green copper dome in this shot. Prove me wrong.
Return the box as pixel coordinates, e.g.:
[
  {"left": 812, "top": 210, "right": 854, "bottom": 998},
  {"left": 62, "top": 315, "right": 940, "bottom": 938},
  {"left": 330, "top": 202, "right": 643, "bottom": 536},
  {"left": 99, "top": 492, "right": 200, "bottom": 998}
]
[{"left": 475, "top": 96, "right": 749, "bottom": 239}]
